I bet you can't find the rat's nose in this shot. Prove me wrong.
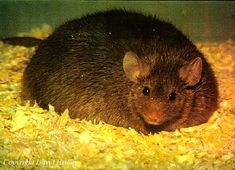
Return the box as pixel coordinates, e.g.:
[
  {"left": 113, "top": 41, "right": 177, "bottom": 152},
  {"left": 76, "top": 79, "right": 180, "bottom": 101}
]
[{"left": 143, "top": 111, "right": 164, "bottom": 125}]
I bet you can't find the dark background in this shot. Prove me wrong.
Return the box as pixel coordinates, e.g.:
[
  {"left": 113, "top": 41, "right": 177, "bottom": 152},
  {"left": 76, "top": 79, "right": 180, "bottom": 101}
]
[{"left": 0, "top": 1, "right": 235, "bottom": 42}]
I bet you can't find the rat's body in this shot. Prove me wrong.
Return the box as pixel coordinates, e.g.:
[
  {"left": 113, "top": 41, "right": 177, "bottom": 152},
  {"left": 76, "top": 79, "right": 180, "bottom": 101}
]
[{"left": 22, "top": 10, "right": 218, "bottom": 134}]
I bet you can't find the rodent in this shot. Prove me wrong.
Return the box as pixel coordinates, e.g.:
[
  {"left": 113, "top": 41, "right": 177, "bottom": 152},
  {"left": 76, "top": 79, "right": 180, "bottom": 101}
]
[{"left": 17, "top": 10, "right": 218, "bottom": 134}]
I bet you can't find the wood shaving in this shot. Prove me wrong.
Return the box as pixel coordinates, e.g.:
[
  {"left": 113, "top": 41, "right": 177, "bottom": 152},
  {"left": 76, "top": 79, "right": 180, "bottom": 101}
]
[{"left": 0, "top": 25, "right": 234, "bottom": 169}]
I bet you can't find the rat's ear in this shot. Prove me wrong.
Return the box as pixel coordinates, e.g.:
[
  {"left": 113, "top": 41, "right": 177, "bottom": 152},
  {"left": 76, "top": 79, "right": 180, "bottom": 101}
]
[
  {"left": 123, "top": 51, "right": 149, "bottom": 82},
  {"left": 179, "top": 57, "right": 202, "bottom": 86}
]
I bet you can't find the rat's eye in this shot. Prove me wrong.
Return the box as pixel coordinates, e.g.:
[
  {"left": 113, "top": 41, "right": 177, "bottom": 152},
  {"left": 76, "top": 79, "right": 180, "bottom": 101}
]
[
  {"left": 143, "top": 87, "right": 150, "bottom": 96},
  {"left": 169, "top": 91, "right": 177, "bottom": 100}
]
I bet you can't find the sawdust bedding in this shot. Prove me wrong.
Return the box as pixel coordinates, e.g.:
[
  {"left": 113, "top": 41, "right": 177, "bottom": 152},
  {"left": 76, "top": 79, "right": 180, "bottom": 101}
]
[{"left": 0, "top": 25, "right": 234, "bottom": 170}]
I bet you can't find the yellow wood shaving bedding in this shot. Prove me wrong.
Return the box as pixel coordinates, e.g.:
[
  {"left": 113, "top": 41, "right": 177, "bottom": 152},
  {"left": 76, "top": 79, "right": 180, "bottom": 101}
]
[{"left": 0, "top": 25, "right": 234, "bottom": 169}]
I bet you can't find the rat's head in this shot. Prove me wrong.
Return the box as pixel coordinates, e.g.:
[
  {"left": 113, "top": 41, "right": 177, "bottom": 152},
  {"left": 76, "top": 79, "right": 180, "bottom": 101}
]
[{"left": 123, "top": 51, "right": 202, "bottom": 127}]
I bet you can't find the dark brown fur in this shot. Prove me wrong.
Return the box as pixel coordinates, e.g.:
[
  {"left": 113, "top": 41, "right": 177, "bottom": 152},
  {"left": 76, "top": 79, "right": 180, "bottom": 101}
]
[{"left": 22, "top": 10, "right": 218, "bottom": 134}]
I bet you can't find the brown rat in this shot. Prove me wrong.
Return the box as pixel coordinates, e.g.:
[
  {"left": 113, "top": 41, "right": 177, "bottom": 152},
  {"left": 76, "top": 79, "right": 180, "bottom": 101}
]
[{"left": 21, "top": 10, "right": 218, "bottom": 134}]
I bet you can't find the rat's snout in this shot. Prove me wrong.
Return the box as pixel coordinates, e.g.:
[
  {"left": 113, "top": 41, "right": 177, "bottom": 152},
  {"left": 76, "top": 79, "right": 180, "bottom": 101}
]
[{"left": 142, "top": 109, "right": 165, "bottom": 125}]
